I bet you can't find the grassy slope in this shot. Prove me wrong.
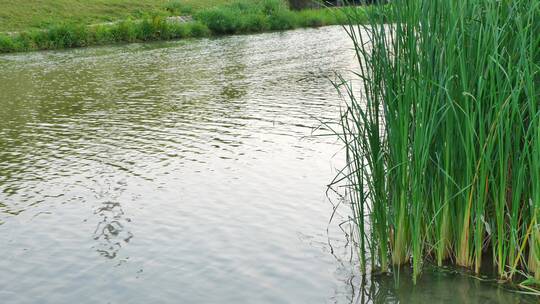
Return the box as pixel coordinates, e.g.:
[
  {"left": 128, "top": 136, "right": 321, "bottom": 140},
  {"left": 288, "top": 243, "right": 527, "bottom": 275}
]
[
  {"left": 0, "top": 0, "right": 371, "bottom": 53},
  {"left": 0, "top": 0, "right": 231, "bottom": 32}
]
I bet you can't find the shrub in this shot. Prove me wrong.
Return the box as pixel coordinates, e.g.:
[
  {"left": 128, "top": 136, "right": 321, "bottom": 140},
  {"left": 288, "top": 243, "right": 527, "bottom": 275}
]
[
  {"left": 27, "top": 30, "right": 50, "bottom": 49},
  {"left": 239, "top": 14, "right": 270, "bottom": 32},
  {"left": 12, "top": 32, "right": 35, "bottom": 51},
  {"left": 195, "top": 0, "right": 300, "bottom": 34},
  {"left": 0, "top": 34, "right": 17, "bottom": 52},
  {"left": 268, "top": 9, "right": 298, "bottom": 30},
  {"left": 260, "top": 0, "right": 289, "bottom": 14},
  {"left": 169, "top": 22, "right": 193, "bottom": 39},
  {"left": 111, "top": 19, "right": 138, "bottom": 42},
  {"left": 195, "top": 8, "right": 241, "bottom": 34},
  {"left": 188, "top": 22, "right": 211, "bottom": 37},
  {"left": 46, "top": 23, "right": 89, "bottom": 49},
  {"left": 153, "top": 17, "right": 172, "bottom": 39},
  {"left": 90, "top": 25, "right": 115, "bottom": 45},
  {"left": 297, "top": 10, "right": 326, "bottom": 27},
  {"left": 137, "top": 19, "right": 154, "bottom": 40}
]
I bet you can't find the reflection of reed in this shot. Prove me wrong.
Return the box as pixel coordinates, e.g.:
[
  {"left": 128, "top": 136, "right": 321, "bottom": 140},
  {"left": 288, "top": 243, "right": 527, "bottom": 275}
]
[
  {"left": 348, "top": 268, "right": 537, "bottom": 304},
  {"left": 326, "top": 193, "right": 534, "bottom": 303},
  {"left": 93, "top": 201, "right": 133, "bottom": 259}
]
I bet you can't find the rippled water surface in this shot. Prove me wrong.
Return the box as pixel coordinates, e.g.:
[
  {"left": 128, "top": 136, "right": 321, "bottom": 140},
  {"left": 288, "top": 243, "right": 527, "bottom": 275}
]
[{"left": 0, "top": 26, "right": 536, "bottom": 303}]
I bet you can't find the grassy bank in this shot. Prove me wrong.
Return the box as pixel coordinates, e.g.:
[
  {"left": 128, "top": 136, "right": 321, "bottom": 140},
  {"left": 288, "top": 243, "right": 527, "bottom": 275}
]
[
  {"left": 0, "top": 0, "right": 373, "bottom": 53},
  {"left": 335, "top": 0, "right": 539, "bottom": 294},
  {"left": 0, "top": 0, "right": 230, "bottom": 32}
]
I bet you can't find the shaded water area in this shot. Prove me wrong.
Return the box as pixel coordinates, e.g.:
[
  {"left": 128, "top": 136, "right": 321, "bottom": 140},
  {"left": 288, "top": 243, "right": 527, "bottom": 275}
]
[{"left": 0, "top": 26, "right": 536, "bottom": 303}]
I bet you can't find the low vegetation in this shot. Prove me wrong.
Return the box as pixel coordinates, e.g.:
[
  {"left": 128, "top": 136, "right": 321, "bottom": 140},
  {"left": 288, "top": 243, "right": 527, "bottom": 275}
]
[
  {"left": 194, "top": 0, "right": 354, "bottom": 34},
  {"left": 334, "top": 0, "right": 539, "bottom": 293},
  {"left": 0, "top": 0, "right": 371, "bottom": 53},
  {"left": 0, "top": 19, "right": 211, "bottom": 52}
]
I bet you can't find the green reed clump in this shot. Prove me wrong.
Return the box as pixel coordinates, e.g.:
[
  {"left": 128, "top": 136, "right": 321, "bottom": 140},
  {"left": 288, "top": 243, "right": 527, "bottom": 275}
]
[{"left": 335, "top": 0, "right": 540, "bottom": 292}]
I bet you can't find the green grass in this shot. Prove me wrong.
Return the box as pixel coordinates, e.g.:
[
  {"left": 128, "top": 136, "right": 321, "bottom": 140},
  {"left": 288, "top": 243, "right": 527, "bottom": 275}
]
[
  {"left": 0, "top": 17, "right": 211, "bottom": 52},
  {"left": 0, "top": 0, "right": 371, "bottom": 53},
  {"left": 194, "top": 0, "right": 347, "bottom": 34},
  {"left": 333, "top": 0, "right": 540, "bottom": 294},
  {"left": 0, "top": 0, "right": 232, "bottom": 32}
]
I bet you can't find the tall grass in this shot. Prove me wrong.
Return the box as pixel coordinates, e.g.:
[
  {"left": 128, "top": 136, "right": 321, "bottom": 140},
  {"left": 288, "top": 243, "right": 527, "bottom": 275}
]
[
  {"left": 194, "top": 0, "right": 366, "bottom": 34},
  {"left": 0, "top": 17, "right": 211, "bottom": 53},
  {"left": 335, "top": 0, "right": 540, "bottom": 292}
]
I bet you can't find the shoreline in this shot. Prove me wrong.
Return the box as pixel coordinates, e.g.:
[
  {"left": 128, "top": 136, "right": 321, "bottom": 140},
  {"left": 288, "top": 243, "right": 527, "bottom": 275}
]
[{"left": 0, "top": 4, "right": 374, "bottom": 54}]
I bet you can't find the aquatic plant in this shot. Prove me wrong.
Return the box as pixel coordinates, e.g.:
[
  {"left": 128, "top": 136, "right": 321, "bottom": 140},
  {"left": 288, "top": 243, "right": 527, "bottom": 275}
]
[{"left": 334, "top": 0, "right": 540, "bottom": 293}]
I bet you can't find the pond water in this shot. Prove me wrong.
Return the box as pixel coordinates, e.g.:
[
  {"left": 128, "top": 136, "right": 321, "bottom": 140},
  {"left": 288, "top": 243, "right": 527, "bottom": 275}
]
[{"left": 0, "top": 26, "right": 536, "bottom": 303}]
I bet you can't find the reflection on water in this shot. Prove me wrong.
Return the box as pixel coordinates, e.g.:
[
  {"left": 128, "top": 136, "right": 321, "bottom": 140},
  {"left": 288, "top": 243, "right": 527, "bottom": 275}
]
[
  {"left": 93, "top": 200, "right": 133, "bottom": 259},
  {"left": 351, "top": 268, "right": 536, "bottom": 304},
  {"left": 0, "top": 26, "right": 537, "bottom": 303}
]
